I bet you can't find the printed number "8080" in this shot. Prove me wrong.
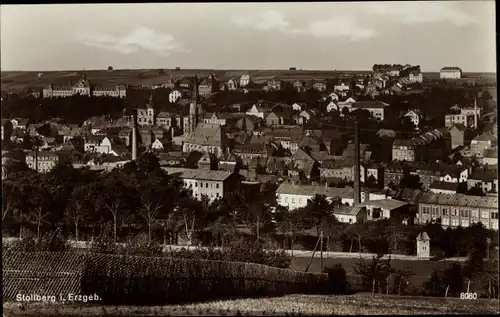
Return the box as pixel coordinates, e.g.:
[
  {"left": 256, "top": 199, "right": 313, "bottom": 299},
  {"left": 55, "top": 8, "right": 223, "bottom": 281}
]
[{"left": 460, "top": 293, "right": 478, "bottom": 299}]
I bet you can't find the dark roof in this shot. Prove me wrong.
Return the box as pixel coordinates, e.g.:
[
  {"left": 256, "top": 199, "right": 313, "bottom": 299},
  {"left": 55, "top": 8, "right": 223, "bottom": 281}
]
[
  {"left": 469, "top": 170, "right": 498, "bottom": 182},
  {"left": 429, "top": 181, "right": 458, "bottom": 191}
]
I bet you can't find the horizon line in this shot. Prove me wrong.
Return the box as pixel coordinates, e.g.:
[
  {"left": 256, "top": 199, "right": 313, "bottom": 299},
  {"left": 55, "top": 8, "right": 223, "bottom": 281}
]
[{"left": 1, "top": 68, "right": 497, "bottom": 74}]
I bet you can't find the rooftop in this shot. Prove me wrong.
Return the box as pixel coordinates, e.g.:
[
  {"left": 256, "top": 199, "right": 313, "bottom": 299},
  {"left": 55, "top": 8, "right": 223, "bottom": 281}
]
[
  {"left": 358, "top": 198, "right": 409, "bottom": 210},
  {"left": 161, "top": 167, "right": 235, "bottom": 182},
  {"left": 429, "top": 181, "right": 458, "bottom": 191},
  {"left": 276, "top": 183, "right": 355, "bottom": 199},
  {"left": 418, "top": 192, "right": 497, "bottom": 209}
]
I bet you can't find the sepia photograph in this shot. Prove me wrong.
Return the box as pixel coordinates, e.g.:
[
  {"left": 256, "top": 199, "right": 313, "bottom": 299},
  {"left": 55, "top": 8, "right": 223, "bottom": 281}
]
[{"left": 1, "top": 1, "right": 498, "bottom": 316}]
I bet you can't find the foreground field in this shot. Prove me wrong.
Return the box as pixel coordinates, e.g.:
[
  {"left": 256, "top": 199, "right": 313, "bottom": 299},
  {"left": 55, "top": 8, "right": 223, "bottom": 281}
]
[{"left": 4, "top": 294, "right": 499, "bottom": 316}]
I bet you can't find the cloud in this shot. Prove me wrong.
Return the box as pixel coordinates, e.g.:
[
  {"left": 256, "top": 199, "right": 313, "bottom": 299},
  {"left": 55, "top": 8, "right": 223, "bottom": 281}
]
[
  {"left": 232, "top": 10, "right": 290, "bottom": 31},
  {"left": 365, "top": 2, "right": 476, "bottom": 27},
  {"left": 294, "top": 16, "right": 376, "bottom": 41},
  {"left": 78, "top": 27, "right": 188, "bottom": 56},
  {"left": 232, "top": 10, "right": 374, "bottom": 41}
]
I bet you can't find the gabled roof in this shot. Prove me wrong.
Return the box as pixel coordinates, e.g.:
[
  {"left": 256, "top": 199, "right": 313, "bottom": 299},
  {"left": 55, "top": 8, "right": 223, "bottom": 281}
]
[
  {"left": 184, "top": 123, "right": 227, "bottom": 147},
  {"left": 416, "top": 232, "right": 430, "bottom": 241},
  {"left": 429, "top": 181, "right": 458, "bottom": 191},
  {"left": 277, "top": 183, "right": 355, "bottom": 199},
  {"left": 418, "top": 192, "right": 498, "bottom": 209},
  {"left": 161, "top": 167, "right": 236, "bottom": 182}
]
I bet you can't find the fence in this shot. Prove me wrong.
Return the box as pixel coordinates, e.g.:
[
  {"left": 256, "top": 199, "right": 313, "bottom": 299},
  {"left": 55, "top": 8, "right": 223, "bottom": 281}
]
[{"left": 3, "top": 251, "right": 329, "bottom": 305}]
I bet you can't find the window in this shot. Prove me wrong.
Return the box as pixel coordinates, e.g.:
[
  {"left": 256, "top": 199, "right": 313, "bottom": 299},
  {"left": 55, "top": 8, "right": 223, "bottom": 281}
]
[
  {"left": 216, "top": 184, "right": 219, "bottom": 189},
  {"left": 206, "top": 183, "right": 208, "bottom": 188},
  {"left": 432, "top": 208, "right": 438, "bottom": 216},
  {"left": 292, "top": 198, "right": 295, "bottom": 203},
  {"left": 451, "top": 209, "right": 458, "bottom": 216},
  {"left": 461, "top": 210, "right": 469, "bottom": 218},
  {"left": 285, "top": 197, "right": 288, "bottom": 202},
  {"left": 216, "top": 193, "right": 219, "bottom": 197},
  {"left": 481, "top": 211, "right": 489, "bottom": 219},
  {"left": 195, "top": 182, "right": 198, "bottom": 187},
  {"left": 442, "top": 208, "right": 449, "bottom": 216},
  {"left": 492, "top": 212, "right": 499, "bottom": 220}
]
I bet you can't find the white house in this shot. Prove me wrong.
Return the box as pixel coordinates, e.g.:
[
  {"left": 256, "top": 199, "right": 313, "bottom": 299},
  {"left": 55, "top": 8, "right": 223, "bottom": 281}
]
[
  {"left": 240, "top": 74, "right": 250, "bottom": 87},
  {"left": 334, "top": 82, "right": 350, "bottom": 92},
  {"left": 245, "top": 104, "right": 267, "bottom": 119},
  {"left": 168, "top": 90, "right": 181, "bottom": 103},
  {"left": 326, "top": 101, "right": 338, "bottom": 113},
  {"left": 404, "top": 110, "right": 420, "bottom": 129},
  {"left": 409, "top": 72, "right": 423, "bottom": 83},
  {"left": 440, "top": 67, "right": 462, "bottom": 79},
  {"left": 439, "top": 168, "right": 468, "bottom": 183},
  {"left": 329, "top": 92, "right": 339, "bottom": 101},
  {"left": 292, "top": 102, "right": 305, "bottom": 112},
  {"left": 151, "top": 138, "right": 165, "bottom": 151}
]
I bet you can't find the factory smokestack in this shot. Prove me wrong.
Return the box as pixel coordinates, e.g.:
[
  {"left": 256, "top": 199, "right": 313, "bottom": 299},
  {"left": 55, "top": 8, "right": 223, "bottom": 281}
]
[
  {"left": 354, "top": 121, "right": 361, "bottom": 205},
  {"left": 131, "top": 109, "right": 138, "bottom": 160},
  {"left": 474, "top": 98, "right": 478, "bottom": 129}
]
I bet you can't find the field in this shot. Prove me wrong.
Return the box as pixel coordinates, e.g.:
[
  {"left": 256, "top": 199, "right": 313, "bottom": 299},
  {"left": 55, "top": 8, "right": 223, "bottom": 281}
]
[
  {"left": 4, "top": 294, "right": 498, "bottom": 316},
  {"left": 1, "top": 69, "right": 495, "bottom": 93},
  {"left": 290, "top": 256, "right": 458, "bottom": 288}
]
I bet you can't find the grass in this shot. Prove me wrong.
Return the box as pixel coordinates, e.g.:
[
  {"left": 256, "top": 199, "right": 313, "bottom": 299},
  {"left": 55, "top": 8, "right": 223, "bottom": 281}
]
[
  {"left": 290, "top": 256, "right": 458, "bottom": 287},
  {"left": 4, "top": 294, "right": 498, "bottom": 316}
]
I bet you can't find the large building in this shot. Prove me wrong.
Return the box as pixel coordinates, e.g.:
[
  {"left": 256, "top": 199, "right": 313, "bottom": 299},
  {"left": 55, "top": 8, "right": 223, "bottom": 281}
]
[
  {"left": 445, "top": 107, "right": 480, "bottom": 128},
  {"left": 350, "top": 101, "right": 390, "bottom": 121},
  {"left": 417, "top": 192, "right": 498, "bottom": 230},
  {"left": 42, "top": 74, "right": 126, "bottom": 98},
  {"left": 25, "top": 151, "right": 60, "bottom": 173},
  {"left": 160, "top": 167, "right": 242, "bottom": 202},
  {"left": 182, "top": 123, "right": 228, "bottom": 158},
  {"left": 440, "top": 67, "right": 462, "bottom": 79}
]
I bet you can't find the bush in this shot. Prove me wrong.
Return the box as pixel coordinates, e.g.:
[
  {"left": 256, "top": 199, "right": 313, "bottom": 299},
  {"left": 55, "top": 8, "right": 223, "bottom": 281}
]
[
  {"left": 6, "top": 230, "right": 69, "bottom": 252},
  {"left": 323, "top": 263, "right": 349, "bottom": 294}
]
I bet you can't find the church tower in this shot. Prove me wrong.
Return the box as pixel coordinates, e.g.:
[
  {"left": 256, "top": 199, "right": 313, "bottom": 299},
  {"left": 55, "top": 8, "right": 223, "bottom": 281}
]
[{"left": 189, "top": 75, "right": 201, "bottom": 133}]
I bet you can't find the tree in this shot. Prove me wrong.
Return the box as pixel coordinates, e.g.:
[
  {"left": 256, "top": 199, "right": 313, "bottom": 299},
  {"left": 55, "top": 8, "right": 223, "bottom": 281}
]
[
  {"left": 393, "top": 268, "right": 414, "bottom": 295},
  {"left": 276, "top": 206, "right": 307, "bottom": 254},
  {"left": 305, "top": 194, "right": 335, "bottom": 236},
  {"left": 137, "top": 175, "right": 167, "bottom": 244},
  {"left": 2, "top": 180, "right": 23, "bottom": 222},
  {"left": 108, "top": 66, "right": 113, "bottom": 71},
  {"left": 344, "top": 222, "right": 366, "bottom": 253},
  {"left": 399, "top": 172, "right": 422, "bottom": 190},
  {"left": 99, "top": 174, "right": 128, "bottom": 243},
  {"left": 481, "top": 90, "right": 492, "bottom": 101},
  {"left": 354, "top": 252, "right": 394, "bottom": 295},
  {"left": 27, "top": 185, "right": 53, "bottom": 241},
  {"left": 66, "top": 184, "right": 94, "bottom": 241}
]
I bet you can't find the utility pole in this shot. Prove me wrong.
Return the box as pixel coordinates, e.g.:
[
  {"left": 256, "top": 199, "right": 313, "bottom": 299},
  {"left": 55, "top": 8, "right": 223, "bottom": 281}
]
[
  {"left": 354, "top": 120, "right": 361, "bottom": 205},
  {"left": 320, "top": 228, "right": 324, "bottom": 273}
]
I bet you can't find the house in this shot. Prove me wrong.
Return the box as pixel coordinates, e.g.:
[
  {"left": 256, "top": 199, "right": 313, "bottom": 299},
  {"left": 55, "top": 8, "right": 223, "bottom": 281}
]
[
  {"left": 92, "top": 84, "right": 127, "bottom": 98},
  {"left": 384, "top": 162, "right": 407, "bottom": 189},
  {"left": 169, "top": 90, "right": 182, "bottom": 103},
  {"left": 198, "top": 77, "right": 214, "bottom": 97},
  {"left": 155, "top": 112, "right": 174, "bottom": 130},
  {"left": 266, "top": 79, "right": 282, "bottom": 91},
  {"left": 404, "top": 110, "right": 420, "bottom": 129},
  {"left": 265, "top": 112, "right": 287, "bottom": 126},
  {"left": 137, "top": 101, "right": 155, "bottom": 126},
  {"left": 276, "top": 183, "right": 381, "bottom": 210},
  {"left": 246, "top": 104, "right": 268, "bottom": 119},
  {"left": 349, "top": 101, "right": 389, "bottom": 120},
  {"left": 482, "top": 148, "right": 498, "bottom": 166},
  {"left": 416, "top": 232, "right": 431, "bottom": 260},
  {"left": 439, "top": 166, "right": 468, "bottom": 183},
  {"left": 10, "top": 118, "right": 29, "bottom": 130},
  {"left": 160, "top": 167, "right": 242, "bottom": 202},
  {"left": 329, "top": 92, "right": 339, "bottom": 101},
  {"left": 334, "top": 82, "right": 350, "bottom": 92},
  {"left": 203, "top": 112, "right": 245, "bottom": 128},
  {"left": 290, "top": 148, "right": 320, "bottom": 180},
  {"left": 292, "top": 102, "right": 306, "bottom": 112},
  {"left": 240, "top": 74, "right": 250, "bottom": 87},
  {"left": 332, "top": 205, "right": 368, "bottom": 224},
  {"left": 232, "top": 143, "right": 268, "bottom": 166},
  {"left": 429, "top": 181, "right": 458, "bottom": 194},
  {"left": 298, "top": 110, "right": 315, "bottom": 125},
  {"left": 326, "top": 101, "right": 338, "bottom": 113},
  {"left": 449, "top": 124, "right": 469, "bottom": 150},
  {"left": 467, "top": 169, "right": 498, "bottom": 194},
  {"left": 218, "top": 153, "right": 242, "bottom": 172},
  {"left": 182, "top": 123, "right": 229, "bottom": 158},
  {"left": 417, "top": 192, "right": 498, "bottom": 229},
  {"left": 25, "top": 151, "right": 60, "bottom": 173},
  {"left": 392, "top": 129, "right": 451, "bottom": 162},
  {"left": 440, "top": 67, "right": 462, "bottom": 79},
  {"left": 151, "top": 138, "right": 170, "bottom": 151},
  {"left": 357, "top": 199, "right": 410, "bottom": 222},
  {"left": 470, "top": 133, "right": 497, "bottom": 157},
  {"left": 312, "top": 80, "right": 327, "bottom": 92},
  {"left": 408, "top": 71, "right": 423, "bottom": 83},
  {"left": 293, "top": 80, "right": 305, "bottom": 92},
  {"left": 227, "top": 78, "right": 238, "bottom": 91},
  {"left": 179, "top": 77, "right": 192, "bottom": 89},
  {"left": 445, "top": 107, "right": 480, "bottom": 128}
]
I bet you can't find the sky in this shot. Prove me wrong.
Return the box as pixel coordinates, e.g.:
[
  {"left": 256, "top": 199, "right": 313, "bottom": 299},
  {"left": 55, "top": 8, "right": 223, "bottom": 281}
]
[{"left": 0, "top": 2, "right": 496, "bottom": 72}]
